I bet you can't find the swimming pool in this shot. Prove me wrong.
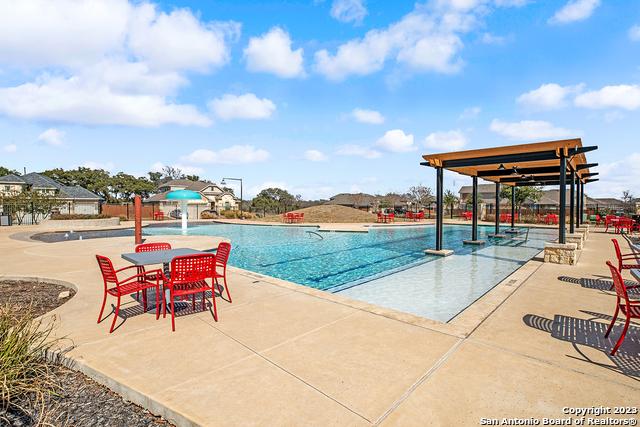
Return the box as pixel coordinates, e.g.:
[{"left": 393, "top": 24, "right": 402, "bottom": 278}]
[{"left": 145, "top": 223, "right": 556, "bottom": 321}]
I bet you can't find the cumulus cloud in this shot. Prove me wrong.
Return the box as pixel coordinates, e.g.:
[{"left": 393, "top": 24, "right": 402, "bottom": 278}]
[
  {"left": 351, "top": 108, "right": 385, "bottom": 124},
  {"left": 304, "top": 149, "right": 328, "bottom": 162},
  {"left": 548, "top": 0, "right": 600, "bottom": 25},
  {"left": 330, "top": 0, "right": 367, "bottom": 25},
  {"left": 489, "top": 119, "right": 577, "bottom": 141},
  {"left": 243, "top": 27, "right": 305, "bottom": 78},
  {"left": 181, "top": 145, "right": 270, "bottom": 164},
  {"left": 3, "top": 144, "right": 17, "bottom": 153},
  {"left": 480, "top": 32, "right": 506, "bottom": 45},
  {"left": 37, "top": 128, "right": 65, "bottom": 146},
  {"left": 424, "top": 130, "right": 467, "bottom": 151},
  {"left": 375, "top": 129, "right": 416, "bottom": 153},
  {"left": 0, "top": 0, "right": 239, "bottom": 126},
  {"left": 574, "top": 85, "right": 640, "bottom": 110},
  {"left": 336, "top": 144, "right": 382, "bottom": 159},
  {"left": 629, "top": 25, "right": 640, "bottom": 42},
  {"left": 588, "top": 153, "right": 640, "bottom": 198},
  {"left": 517, "top": 83, "right": 584, "bottom": 110},
  {"left": 208, "top": 93, "right": 276, "bottom": 120}
]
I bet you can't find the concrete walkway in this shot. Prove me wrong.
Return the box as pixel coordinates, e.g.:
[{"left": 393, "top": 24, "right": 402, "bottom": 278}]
[{"left": 0, "top": 225, "right": 637, "bottom": 426}]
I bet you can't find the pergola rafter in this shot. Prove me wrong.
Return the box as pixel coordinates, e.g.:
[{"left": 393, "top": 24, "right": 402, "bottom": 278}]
[{"left": 420, "top": 138, "right": 597, "bottom": 254}]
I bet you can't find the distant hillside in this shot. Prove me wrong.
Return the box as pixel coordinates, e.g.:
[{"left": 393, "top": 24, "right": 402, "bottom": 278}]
[{"left": 257, "top": 204, "right": 377, "bottom": 223}]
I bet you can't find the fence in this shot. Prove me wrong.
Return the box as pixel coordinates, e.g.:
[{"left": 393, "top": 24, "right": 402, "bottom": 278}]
[
  {"left": 0, "top": 202, "right": 50, "bottom": 225},
  {"left": 101, "top": 203, "right": 158, "bottom": 220}
]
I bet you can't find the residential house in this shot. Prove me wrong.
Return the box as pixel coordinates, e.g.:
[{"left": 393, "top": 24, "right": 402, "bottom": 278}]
[
  {"left": 145, "top": 179, "right": 239, "bottom": 218},
  {"left": 326, "top": 193, "right": 410, "bottom": 212},
  {"left": 0, "top": 172, "right": 102, "bottom": 215}
]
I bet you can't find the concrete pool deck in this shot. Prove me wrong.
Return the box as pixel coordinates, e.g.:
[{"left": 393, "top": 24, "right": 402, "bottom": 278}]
[{"left": 0, "top": 225, "right": 638, "bottom": 426}]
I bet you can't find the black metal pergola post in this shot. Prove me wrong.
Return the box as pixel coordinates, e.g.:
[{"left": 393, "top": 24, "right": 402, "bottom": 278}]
[
  {"left": 575, "top": 175, "right": 580, "bottom": 226},
  {"left": 472, "top": 176, "right": 478, "bottom": 241},
  {"left": 569, "top": 168, "right": 575, "bottom": 234},
  {"left": 435, "top": 166, "right": 444, "bottom": 251},
  {"left": 559, "top": 152, "right": 567, "bottom": 244},
  {"left": 510, "top": 186, "right": 515, "bottom": 229},
  {"left": 579, "top": 181, "right": 584, "bottom": 225},
  {"left": 494, "top": 182, "right": 500, "bottom": 235}
]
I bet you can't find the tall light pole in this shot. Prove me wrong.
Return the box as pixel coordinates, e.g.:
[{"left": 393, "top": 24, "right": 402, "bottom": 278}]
[{"left": 221, "top": 177, "right": 243, "bottom": 218}]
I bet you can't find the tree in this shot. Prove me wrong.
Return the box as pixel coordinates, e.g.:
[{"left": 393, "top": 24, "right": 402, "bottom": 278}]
[
  {"left": 622, "top": 190, "right": 634, "bottom": 212},
  {"left": 148, "top": 171, "right": 163, "bottom": 186},
  {"left": 500, "top": 186, "right": 543, "bottom": 210},
  {"left": 252, "top": 188, "right": 296, "bottom": 214},
  {"left": 221, "top": 186, "right": 235, "bottom": 196},
  {"left": 0, "top": 166, "right": 20, "bottom": 176},
  {"left": 251, "top": 195, "right": 274, "bottom": 216},
  {"left": 443, "top": 190, "right": 458, "bottom": 219},
  {"left": 111, "top": 173, "right": 155, "bottom": 201},
  {"left": 407, "top": 185, "right": 434, "bottom": 212},
  {"left": 0, "top": 189, "right": 61, "bottom": 224},
  {"left": 185, "top": 175, "right": 200, "bottom": 182},
  {"left": 43, "top": 167, "right": 112, "bottom": 202},
  {"left": 161, "top": 166, "right": 184, "bottom": 181}
]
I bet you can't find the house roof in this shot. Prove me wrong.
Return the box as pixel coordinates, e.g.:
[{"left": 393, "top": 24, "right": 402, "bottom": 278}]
[
  {"left": 327, "top": 193, "right": 409, "bottom": 207},
  {"left": 593, "top": 198, "right": 624, "bottom": 205},
  {"left": 459, "top": 184, "right": 498, "bottom": 194},
  {"left": 0, "top": 174, "right": 25, "bottom": 184},
  {"left": 1, "top": 172, "right": 101, "bottom": 200}
]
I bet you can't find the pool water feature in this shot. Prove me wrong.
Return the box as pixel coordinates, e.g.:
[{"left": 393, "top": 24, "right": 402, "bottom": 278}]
[{"left": 145, "top": 223, "right": 556, "bottom": 322}]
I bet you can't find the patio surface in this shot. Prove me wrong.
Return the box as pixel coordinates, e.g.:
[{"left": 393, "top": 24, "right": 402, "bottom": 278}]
[{"left": 0, "top": 224, "right": 637, "bottom": 426}]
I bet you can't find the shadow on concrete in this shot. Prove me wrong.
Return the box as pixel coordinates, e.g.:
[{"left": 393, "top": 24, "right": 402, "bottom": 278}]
[
  {"left": 557, "top": 276, "right": 639, "bottom": 295},
  {"left": 523, "top": 313, "right": 640, "bottom": 380}
]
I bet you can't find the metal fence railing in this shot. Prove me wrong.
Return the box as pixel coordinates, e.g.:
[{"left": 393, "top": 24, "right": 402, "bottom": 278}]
[{"left": 0, "top": 202, "right": 50, "bottom": 225}]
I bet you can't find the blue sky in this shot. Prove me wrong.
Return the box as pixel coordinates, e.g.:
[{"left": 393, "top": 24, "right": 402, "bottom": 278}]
[{"left": 0, "top": 0, "right": 639, "bottom": 199}]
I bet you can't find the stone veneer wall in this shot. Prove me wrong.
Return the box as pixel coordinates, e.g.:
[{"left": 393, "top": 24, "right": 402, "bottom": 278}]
[{"left": 544, "top": 242, "right": 578, "bottom": 265}]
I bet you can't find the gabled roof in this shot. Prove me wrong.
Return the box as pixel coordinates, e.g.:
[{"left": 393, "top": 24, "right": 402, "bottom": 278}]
[
  {"left": 0, "top": 174, "right": 25, "bottom": 184},
  {"left": 159, "top": 179, "right": 195, "bottom": 188},
  {"left": 60, "top": 185, "right": 102, "bottom": 200},
  {"left": 21, "top": 172, "right": 61, "bottom": 189},
  {"left": 2, "top": 172, "right": 101, "bottom": 200},
  {"left": 459, "top": 184, "right": 499, "bottom": 194}
]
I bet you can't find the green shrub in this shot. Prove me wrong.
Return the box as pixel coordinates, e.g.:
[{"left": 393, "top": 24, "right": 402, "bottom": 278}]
[
  {"left": 0, "top": 304, "right": 58, "bottom": 421},
  {"left": 50, "top": 213, "right": 111, "bottom": 220}
]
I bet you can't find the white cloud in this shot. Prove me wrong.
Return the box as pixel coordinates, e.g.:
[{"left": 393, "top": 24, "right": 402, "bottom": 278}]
[
  {"left": 480, "top": 32, "right": 506, "bottom": 45},
  {"left": 574, "top": 85, "right": 640, "bottom": 110},
  {"left": 3, "top": 144, "right": 17, "bottom": 153},
  {"left": 424, "top": 130, "right": 467, "bottom": 151},
  {"left": 243, "top": 27, "right": 305, "bottom": 78},
  {"left": 375, "top": 129, "right": 416, "bottom": 153},
  {"left": 351, "top": 108, "right": 385, "bottom": 124},
  {"left": 629, "top": 25, "right": 640, "bottom": 42},
  {"left": 208, "top": 93, "right": 276, "bottom": 120},
  {"left": 0, "top": 0, "right": 239, "bottom": 127},
  {"left": 588, "top": 153, "right": 640, "bottom": 198},
  {"left": 182, "top": 145, "right": 270, "bottom": 165},
  {"left": 517, "top": 83, "right": 584, "bottom": 110},
  {"left": 0, "top": 76, "right": 211, "bottom": 127},
  {"left": 489, "top": 119, "right": 577, "bottom": 141},
  {"left": 336, "top": 144, "right": 382, "bottom": 159},
  {"left": 459, "top": 106, "right": 481, "bottom": 119},
  {"left": 304, "top": 149, "right": 328, "bottom": 162},
  {"left": 37, "top": 128, "right": 65, "bottom": 146},
  {"left": 548, "top": 0, "right": 600, "bottom": 25},
  {"left": 331, "top": 0, "right": 367, "bottom": 25}
]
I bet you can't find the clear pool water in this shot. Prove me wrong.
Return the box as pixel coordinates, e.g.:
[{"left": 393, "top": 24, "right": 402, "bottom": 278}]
[{"left": 145, "top": 224, "right": 557, "bottom": 322}]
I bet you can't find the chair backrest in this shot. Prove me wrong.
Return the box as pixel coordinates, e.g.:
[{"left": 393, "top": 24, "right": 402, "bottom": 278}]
[
  {"left": 606, "top": 261, "right": 630, "bottom": 304},
  {"left": 170, "top": 253, "right": 215, "bottom": 284},
  {"left": 96, "top": 255, "right": 118, "bottom": 285},
  {"left": 135, "top": 242, "right": 171, "bottom": 253},
  {"left": 215, "top": 242, "right": 232, "bottom": 268},
  {"left": 611, "top": 238, "right": 623, "bottom": 270}
]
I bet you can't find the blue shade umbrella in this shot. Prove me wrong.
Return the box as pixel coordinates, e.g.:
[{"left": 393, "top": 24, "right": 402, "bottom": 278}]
[{"left": 166, "top": 190, "right": 202, "bottom": 232}]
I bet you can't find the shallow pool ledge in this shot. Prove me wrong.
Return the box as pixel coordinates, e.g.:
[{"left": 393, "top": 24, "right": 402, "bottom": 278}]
[{"left": 424, "top": 248, "right": 454, "bottom": 257}]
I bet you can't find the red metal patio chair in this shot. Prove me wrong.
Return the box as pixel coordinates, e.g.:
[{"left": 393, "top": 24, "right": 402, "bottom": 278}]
[
  {"left": 163, "top": 253, "right": 217, "bottom": 331},
  {"left": 615, "top": 217, "right": 633, "bottom": 234},
  {"left": 212, "top": 242, "right": 232, "bottom": 303},
  {"left": 377, "top": 212, "right": 384, "bottom": 223},
  {"left": 611, "top": 238, "right": 640, "bottom": 274},
  {"left": 96, "top": 255, "right": 162, "bottom": 333},
  {"left": 604, "top": 261, "right": 640, "bottom": 355},
  {"left": 604, "top": 215, "right": 617, "bottom": 232},
  {"left": 135, "top": 242, "right": 171, "bottom": 293},
  {"left": 416, "top": 211, "right": 425, "bottom": 221},
  {"left": 388, "top": 213, "right": 395, "bottom": 222},
  {"left": 406, "top": 211, "right": 414, "bottom": 221}
]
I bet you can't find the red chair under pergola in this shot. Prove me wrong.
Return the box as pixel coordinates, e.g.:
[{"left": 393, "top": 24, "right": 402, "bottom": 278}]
[{"left": 604, "top": 261, "right": 640, "bottom": 355}]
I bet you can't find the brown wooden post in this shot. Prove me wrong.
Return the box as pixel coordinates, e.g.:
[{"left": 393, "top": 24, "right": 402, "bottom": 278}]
[{"left": 134, "top": 195, "right": 142, "bottom": 245}]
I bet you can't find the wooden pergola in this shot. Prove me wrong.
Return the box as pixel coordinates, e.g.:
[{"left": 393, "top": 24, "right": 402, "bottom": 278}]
[{"left": 420, "top": 138, "right": 598, "bottom": 253}]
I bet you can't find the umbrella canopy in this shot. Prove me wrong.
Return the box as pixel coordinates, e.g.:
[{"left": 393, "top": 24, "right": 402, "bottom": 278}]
[{"left": 166, "top": 190, "right": 202, "bottom": 200}]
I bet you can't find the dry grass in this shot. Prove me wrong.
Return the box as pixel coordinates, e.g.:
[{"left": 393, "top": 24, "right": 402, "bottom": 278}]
[
  {"left": 256, "top": 204, "right": 377, "bottom": 223},
  {"left": 0, "top": 303, "right": 59, "bottom": 426}
]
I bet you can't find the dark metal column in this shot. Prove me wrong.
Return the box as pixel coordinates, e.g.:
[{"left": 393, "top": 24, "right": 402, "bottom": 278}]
[
  {"left": 579, "top": 182, "right": 584, "bottom": 225},
  {"left": 494, "top": 182, "right": 500, "bottom": 235},
  {"left": 472, "top": 176, "right": 478, "bottom": 241},
  {"left": 559, "top": 152, "right": 567, "bottom": 244},
  {"left": 510, "top": 186, "right": 516, "bottom": 229},
  {"left": 569, "top": 168, "right": 575, "bottom": 234},
  {"left": 436, "top": 167, "right": 443, "bottom": 251},
  {"left": 575, "top": 176, "right": 581, "bottom": 226}
]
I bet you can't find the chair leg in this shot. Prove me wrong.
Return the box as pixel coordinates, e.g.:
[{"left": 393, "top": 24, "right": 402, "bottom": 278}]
[
  {"left": 110, "top": 296, "right": 121, "bottom": 333},
  {"left": 142, "top": 288, "right": 148, "bottom": 313},
  {"left": 604, "top": 303, "right": 619, "bottom": 338},
  {"left": 170, "top": 293, "right": 176, "bottom": 332},
  {"left": 223, "top": 274, "right": 232, "bottom": 303},
  {"left": 155, "top": 286, "right": 160, "bottom": 320},
  {"left": 201, "top": 291, "right": 205, "bottom": 311},
  {"left": 211, "top": 289, "right": 218, "bottom": 322},
  {"left": 611, "top": 315, "right": 631, "bottom": 356},
  {"left": 97, "top": 292, "right": 107, "bottom": 323},
  {"left": 192, "top": 294, "right": 196, "bottom": 311}
]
